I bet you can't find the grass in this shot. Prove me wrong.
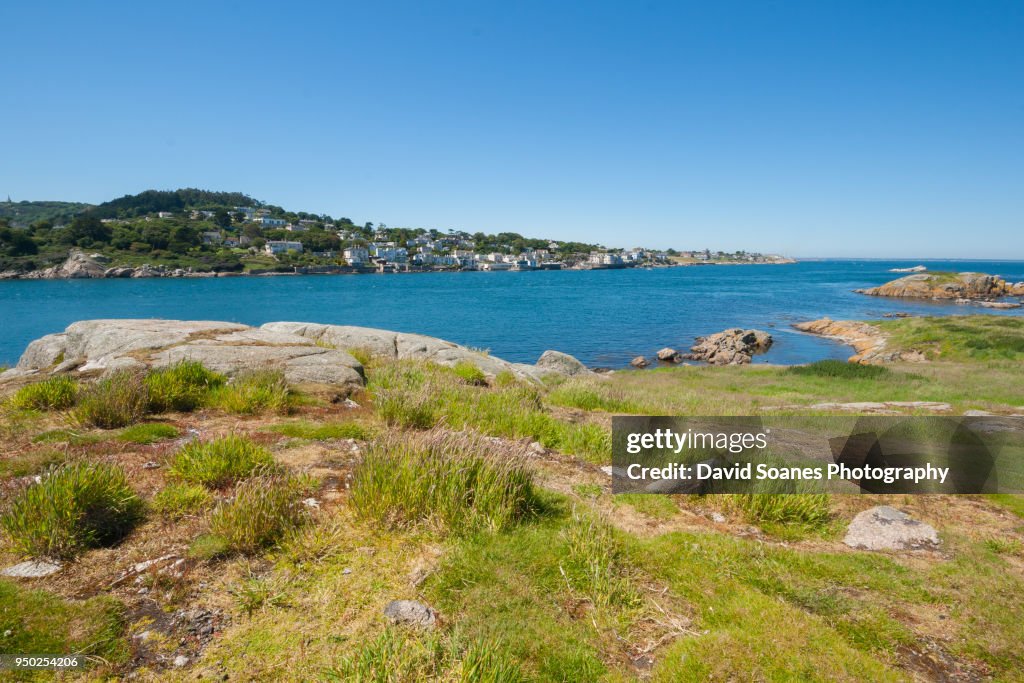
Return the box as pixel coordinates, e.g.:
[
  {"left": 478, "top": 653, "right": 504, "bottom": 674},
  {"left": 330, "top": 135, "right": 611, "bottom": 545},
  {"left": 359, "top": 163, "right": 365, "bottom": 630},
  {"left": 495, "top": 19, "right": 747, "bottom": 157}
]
[
  {"left": 733, "top": 493, "right": 832, "bottom": 533},
  {"left": 168, "top": 434, "right": 276, "bottom": 489},
  {"left": 32, "top": 427, "right": 103, "bottom": 446},
  {"left": 117, "top": 422, "right": 179, "bottom": 444},
  {"left": 878, "top": 315, "right": 1024, "bottom": 362},
  {"left": 1, "top": 462, "right": 144, "bottom": 559},
  {"left": 349, "top": 432, "right": 542, "bottom": 534},
  {"left": 212, "top": 369, "right": 295, "bottom": 415},
  {"left": 151, "top": 482, "right": 213, "bottom": 519},
  {"left": 145, "top": 360, "right": 225, "bottom": 412},
  {"left": 267, "top": 419, "right": 372, "bottom": 441},
  {"left": 452, "top": 360, "right": 487, "bottom": 385},
  {"left": 9, "top": 375, "right": 78, "bottom": 411},
  {"left": 0, "top": 580, "right": 127, "bottom": 675},
  {"left": 72, "top": 369, "right": 149, "bottom": 429},
  {"left": 546, "top": 377, "right": 651, "bottom": 413},
  {"left": 207, "top": 474, "right": 308, "bottom": 555},
  {"left": 560, "top": 508, "right": 639, "bottom": 608},
  {"left": 789, "top": 359, "right": 890, "bottom": 380},
  {"left": 0, "top": 449, "right": 65, "bottom": 478}
]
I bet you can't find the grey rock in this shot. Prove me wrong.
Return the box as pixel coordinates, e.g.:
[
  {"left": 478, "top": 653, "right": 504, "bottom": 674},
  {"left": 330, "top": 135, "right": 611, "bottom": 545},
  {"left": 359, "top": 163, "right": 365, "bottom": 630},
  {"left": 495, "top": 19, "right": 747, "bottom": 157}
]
[
  {"left": 173, "top": 655, "right": 189, "bottom": 668},
  {"left": 630, "top": 356, "right": 650, "bottom": 368},
  {"left": 383, "top": 599, "right": 437, "bottom": 629},
  {"left": 710, "top": 512, "right": 727, "bottom": 523},
  {"left": 684, "top": 328, "right": 773, "bottom": 365},
  {"left": 843, "top": 506, "right": 940, "bottom": 551},
  {"left": 656, "top": 347, "right": 681, "bottom": 362},
  {"left": 1, "top": 560, "right": 62, "bottom": 578},
  {"left": 536, "top": 350, "right": 590, "bottom": 376}
]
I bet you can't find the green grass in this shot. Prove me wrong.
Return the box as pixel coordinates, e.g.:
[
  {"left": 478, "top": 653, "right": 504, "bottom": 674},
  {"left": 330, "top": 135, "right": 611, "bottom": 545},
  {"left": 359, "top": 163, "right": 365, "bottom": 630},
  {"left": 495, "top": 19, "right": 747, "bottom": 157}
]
[
  {"left": 986, "top": 494, "right": 1024, "bottom": 518},
  {"left": 788, "top": 359, "right": 890, "bottom": 380},
  {"left": 117, "top": 422, "right": 179, "bottom": 444},
  {"left": 878, "top": 315, "right": 1024, "bottom": 362},
  {"left": 452, "top": 360, "right": 487, "bottom": 385},
  {"left": 72, "top": 369, "right": 149, "bottom": 429},
  {"left": 546, "top": 378, "right": 651, "bottom": 413},
  {"left": 327, "top": 629, "right": 525, "bottom": 682},
  {"left": 349, "top": 433, "right": 542, "bottom": 534},
  {"left": 734, "top": 493, "right": 832, "bottom": 534},
  {"left": 9, "top": 375, "right": 78, "bottom": 411},
  {"left": 267, "top": 419, "right": 372, "bottom": 441},
  {"left": 145, "top": 360, "right": 225, "bottom": 412},
  {"left": 211, "top": 369, "right": 295, "bottom": 415},
  {"left": 168, "top": 434, "right": 276, "bottom": 489},
  {"left": 208, "top": 474, "right": 308, "bottom": 555},
  {"left": 614, "top": 492, "right": 679, "bottom": 519},
  {"left": 151, "top": 482, "right": 213, "bottom": 519},
  {"left": 0, "top": 580, "right": 127, "bottom": 676},
  {"left": 560, "top": 509, "right": 639, "bottom": 608},
  {"left": 32, "top": 428, "right": 103, "bottom": 446},
  {"left": 0, "top": 449, "right": 65, "bottom": 478},
  {"left": 1, "top": 462, "right": 144, "bottom": 559}
]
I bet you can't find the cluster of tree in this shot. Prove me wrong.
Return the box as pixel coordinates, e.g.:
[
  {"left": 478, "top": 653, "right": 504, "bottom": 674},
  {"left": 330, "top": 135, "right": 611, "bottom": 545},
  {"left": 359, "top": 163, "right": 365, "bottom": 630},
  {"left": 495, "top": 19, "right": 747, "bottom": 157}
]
[
  {"left": 0, "top": 200, "right": 92, "bottom": 227},
  {"left": 89, "top": 189, "right": 259, "bottom": 219}
]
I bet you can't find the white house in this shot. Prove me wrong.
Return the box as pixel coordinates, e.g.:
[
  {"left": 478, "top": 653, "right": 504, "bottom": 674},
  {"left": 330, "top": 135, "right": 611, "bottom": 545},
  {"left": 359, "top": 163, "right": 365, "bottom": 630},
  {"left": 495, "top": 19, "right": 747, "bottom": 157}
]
[
  {"left": 256, "top": 216, "right": 287, "bottom": 228},
  {"left": 265, "top": 240, "right": 303, "bottom": 255},
  {"left": 343, "top": 247, "right": 370, "bottom": 265},
  {"left": 234, "top": 207, "right": 257, "bottom": 221}
]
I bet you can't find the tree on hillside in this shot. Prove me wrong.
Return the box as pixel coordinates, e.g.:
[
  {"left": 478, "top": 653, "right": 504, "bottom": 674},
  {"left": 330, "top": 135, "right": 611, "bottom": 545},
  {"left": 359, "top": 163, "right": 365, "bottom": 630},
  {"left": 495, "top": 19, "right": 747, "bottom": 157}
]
[
  {"left": 60, "top": 214, "right": 111, "bottom": 246},
  {"left": 214, "top": 209, "right": 232, "bottom": 229}
]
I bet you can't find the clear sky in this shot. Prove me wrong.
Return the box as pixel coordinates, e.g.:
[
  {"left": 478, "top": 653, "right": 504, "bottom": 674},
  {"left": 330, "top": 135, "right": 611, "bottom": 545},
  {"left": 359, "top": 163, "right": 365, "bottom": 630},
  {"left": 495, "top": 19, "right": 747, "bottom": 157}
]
[{"left": 2, "top": 1, "right": 1022, "bottom": 258}]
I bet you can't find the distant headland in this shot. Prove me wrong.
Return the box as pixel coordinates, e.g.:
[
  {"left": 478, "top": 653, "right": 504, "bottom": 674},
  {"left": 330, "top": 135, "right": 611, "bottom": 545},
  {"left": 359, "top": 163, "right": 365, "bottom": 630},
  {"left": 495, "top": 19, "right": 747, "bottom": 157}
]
[{"left": 0, "top": 189, "right": 793, "bottom": 279}]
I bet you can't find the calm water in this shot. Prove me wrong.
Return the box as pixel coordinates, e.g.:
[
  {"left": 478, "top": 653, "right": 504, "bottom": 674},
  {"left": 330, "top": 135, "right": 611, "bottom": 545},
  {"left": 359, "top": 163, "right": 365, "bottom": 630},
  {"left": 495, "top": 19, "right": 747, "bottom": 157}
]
[{"left": 2, "top": 260, "right": 1023, "bottom": 368}]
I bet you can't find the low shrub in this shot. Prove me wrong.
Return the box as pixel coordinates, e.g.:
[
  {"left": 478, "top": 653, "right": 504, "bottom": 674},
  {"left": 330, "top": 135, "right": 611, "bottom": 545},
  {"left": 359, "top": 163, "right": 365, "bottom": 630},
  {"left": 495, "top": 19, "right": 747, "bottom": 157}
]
[
  {"left": 1, "top": 462, "right": 143, "bottom": 559},
  {"left": 152, "top": 483, "right": 212, "bottom": 519},
  {"left": 350, "top": 432, "right": 541, "bottom": 534},
  {"left": 212, "top": 369, "right": 294, "bottom": 415},
  {"left": 208, "top": 474, "right": 308, "bottom": 554},
  {"left": 118, "top": 422, "right": 179, "bottom": 444},
  {"left": 10, "top": 376, "right": 78, "bottom": 411},
  {"left": 145, "top": 361, "right": 224, "bottom": 413},
  {"left": 168, "top": 434, "right": 276, "bottom": 489},
  {"left": 788, "top": 360, "right": 890, "bottom": 380},
  {"left": 452, "top": 360, "right": 487, "bottom": 385},
  {"left": 73, "top": 370, "right": 149, "bottom": 429},
  {"left": 268, "top": 420, "right": 372, "bottom": 441}
]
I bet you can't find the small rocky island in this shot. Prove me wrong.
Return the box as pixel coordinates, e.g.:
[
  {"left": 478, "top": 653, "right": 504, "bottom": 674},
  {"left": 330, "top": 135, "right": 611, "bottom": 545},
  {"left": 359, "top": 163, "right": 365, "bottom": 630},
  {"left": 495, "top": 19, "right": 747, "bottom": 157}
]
[{"left": 856, "top": 271, "right": 1024, "bottom": 305}]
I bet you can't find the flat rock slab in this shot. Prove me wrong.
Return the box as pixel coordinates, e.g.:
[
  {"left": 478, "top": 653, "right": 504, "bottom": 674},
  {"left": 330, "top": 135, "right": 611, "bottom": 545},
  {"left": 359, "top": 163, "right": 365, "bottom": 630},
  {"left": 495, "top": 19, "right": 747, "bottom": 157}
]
[
  {"left": 383, "top": 599, "right": 437, "bottom": 629},
  {"left": 1, "top": 560, "right": 62, "bottom": 578},
  {"left": 844, "top": 506, "right": 940, "bottom": 551}
]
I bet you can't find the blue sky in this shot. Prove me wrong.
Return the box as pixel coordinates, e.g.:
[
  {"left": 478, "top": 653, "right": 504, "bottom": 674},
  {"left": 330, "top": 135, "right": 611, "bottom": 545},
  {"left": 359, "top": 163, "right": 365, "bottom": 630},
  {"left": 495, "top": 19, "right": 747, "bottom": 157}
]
[{"left": 1, "top": 1, "right": 1021, "bottom": 258}]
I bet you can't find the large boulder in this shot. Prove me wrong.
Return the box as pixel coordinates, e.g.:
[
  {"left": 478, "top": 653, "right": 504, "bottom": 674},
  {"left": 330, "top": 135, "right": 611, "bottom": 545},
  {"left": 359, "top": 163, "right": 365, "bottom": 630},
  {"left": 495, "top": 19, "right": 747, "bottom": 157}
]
[
  {"left": 656, "top": 347, "right": 681, "bottom": 362},
  {"left": 683, "top": 329, "right": 772, "bottom": 365},
  {"left": 3, "top": 320, "right": 363, "bottom": 393},
  {"left": 843, "top": 506, "right": 940, "bottom": 551},
  {"left": 856, "top": 272, "right": 1013, "bottom": 300},
  {"left": 535, "top": 350, "right": 590, "bottom": 376},
  {"left": 26, "top": 250, "right": 108, "bottom": 279}
]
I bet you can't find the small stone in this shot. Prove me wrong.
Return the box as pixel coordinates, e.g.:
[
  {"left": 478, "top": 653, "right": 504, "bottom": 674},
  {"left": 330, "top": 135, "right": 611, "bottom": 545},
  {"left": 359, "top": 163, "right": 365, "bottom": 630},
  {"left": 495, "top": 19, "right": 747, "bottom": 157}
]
[
  {"left": 600, "top": 465, "right": 613, "bottom": 476},
  {"left": 528, "top": 441, "right": 546, "bottom": 455},
  {"left": 1, "top": 560, "right": 62, "bottom": 578},
  {"left": 844, "top": 506, "right": 940, "bottom": 551},
  {"left": 301, "top": 498, "right": 320, "bottom": 509},
  {"left": 342, "top": 568, "right": 352, "bottom": 575},
  {"left": 173, "top": 655, "right": 189, "bottom": 668},
  {"left": 709, "top": 512, "right": 726, "bottom": 524},
  {"left": 383, "top": 600, "right": 437, "bottom": 629},
  {"left": 142, "top": 461, "right": 161, "bottom": 469}
]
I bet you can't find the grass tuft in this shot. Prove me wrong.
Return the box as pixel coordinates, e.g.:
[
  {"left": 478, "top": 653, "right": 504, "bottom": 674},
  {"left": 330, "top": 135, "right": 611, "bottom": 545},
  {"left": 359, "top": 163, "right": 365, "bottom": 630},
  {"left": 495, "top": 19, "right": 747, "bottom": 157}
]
[
  {"left": 72, "top": 369, "right": 149, "bottom": 429},
  {"left": 10, "top": 376, "right": 78, "bottom": 411},
  {"left": 734, "top": 493, "right": 832, "bottom": 531},
  {"left": 452, "top": 360, "right": 487, "bottom": 385},
  {"left": 350, "top": 432, "right": 541, "bottom": 534},
  {"left": 211, "top": 369, "right": 294, "bottom": 415},
  {"left": 168, "top": 434, "right": 276, "bottom": 489},
  {"left": 267, "top": 420, "right": 372, "bottom": 441},
  {"left": 788, "top": 360, "right": 890, "bottom": 380},
  {"left": 151, "top": 483, "right": 213, "bottom": 519},
  {"left": 560, "top": 508, "right": 639, "bottom": 608},
  {"left": 145, "top": 360, "right": 224, "bottom": 413},
  {"left": 208, "top": 474, "right": 308, "bottom": 555},
  {"left": 1, "top": 462, "right": 143, "bottom": 559}
]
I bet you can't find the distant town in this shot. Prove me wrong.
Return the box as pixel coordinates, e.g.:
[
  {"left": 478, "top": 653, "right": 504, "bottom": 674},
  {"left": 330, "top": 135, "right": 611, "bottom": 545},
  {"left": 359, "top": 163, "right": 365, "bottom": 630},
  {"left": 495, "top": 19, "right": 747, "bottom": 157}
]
[{"left": 0, "top": 190, "right": 794, "bottom": 278}]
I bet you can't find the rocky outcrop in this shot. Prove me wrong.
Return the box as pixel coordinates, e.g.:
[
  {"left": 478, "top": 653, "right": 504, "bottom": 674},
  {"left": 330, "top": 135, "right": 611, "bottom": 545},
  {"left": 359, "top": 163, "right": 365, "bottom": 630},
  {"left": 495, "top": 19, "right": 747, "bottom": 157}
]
[
  {"left": 19, "top": 250, "right": 108, "bottom": 279},
  {"left": 656, "top": 347, "right": 681, "bottom": 362},
  {"left": 682, "top": 329, "right": 772, "bottom": 365},
  {"left": 793, "top": 318, "right": 925, "bottom": 364},
  {"left": 856, "top": 272, "right": 1015, "bottom": 300},
  {"left": 2, "top": 319, "right": 591, "bottom": 390},
  {"left": 844, "top": 506, "right": 940, "bottom": 551},
  {"left": 889, "top": 265, "right": 927, "bottom": 273}
]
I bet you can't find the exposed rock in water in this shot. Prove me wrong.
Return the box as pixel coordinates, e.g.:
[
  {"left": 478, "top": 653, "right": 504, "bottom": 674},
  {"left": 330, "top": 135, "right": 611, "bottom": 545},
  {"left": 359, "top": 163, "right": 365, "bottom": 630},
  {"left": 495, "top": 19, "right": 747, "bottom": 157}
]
[
  {"left": 843, "top": 506, "right": 940, "bottom": 551},
  {"left": 682, "top": 329, "right": 772, "bottom": 365},
  {"left": 21, "top": 250, "right": 107, "bottom": 279},
  {"left": 1, "top": 319, "right": 590, "bottom": 390},
  {"left": 535, "top": 349, "right": 591, "bottom": 377},
  {"left": 889, "top": 265, "right": 927, "bottom": 273},
  {"left": 630, "top": 356, "right": 650, "bottom": 368},
  {"left": 793, "top": 318, "right": 927, "bottom": 364},
  {"left": 856, "top": 272, "right": 1016, "bottom": 300},
  {"left": 656, "top": 347, "right": 681, "bottom": 362},
  {"left": 383, "top": 599, "right": 437, "bottom": 629}
]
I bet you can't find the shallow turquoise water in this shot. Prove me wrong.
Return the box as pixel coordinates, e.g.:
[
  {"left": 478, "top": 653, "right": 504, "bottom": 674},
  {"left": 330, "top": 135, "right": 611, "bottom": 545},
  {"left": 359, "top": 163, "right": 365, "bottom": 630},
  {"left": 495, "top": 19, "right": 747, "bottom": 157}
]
[{"left": 2, "top": 260, "right": 1022, "bottom": 367}]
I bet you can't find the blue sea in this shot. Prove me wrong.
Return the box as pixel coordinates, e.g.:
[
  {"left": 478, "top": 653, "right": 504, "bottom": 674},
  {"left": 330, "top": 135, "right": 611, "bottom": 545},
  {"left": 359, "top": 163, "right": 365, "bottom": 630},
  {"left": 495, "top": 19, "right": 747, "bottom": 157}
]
[{"left": 2, "top": 260, "right": 1023, "bottom": 368}]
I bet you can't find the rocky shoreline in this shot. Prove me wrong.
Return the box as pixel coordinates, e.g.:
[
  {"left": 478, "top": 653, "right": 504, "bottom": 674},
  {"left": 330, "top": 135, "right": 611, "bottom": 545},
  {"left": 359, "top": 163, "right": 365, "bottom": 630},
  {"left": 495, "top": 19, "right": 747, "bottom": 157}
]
[
  {"left": 792, "top": 318, "right": 926, "bottom": 364},
  {"left": 856, "top": 271, "right": 1024, "bottom": 304}
]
